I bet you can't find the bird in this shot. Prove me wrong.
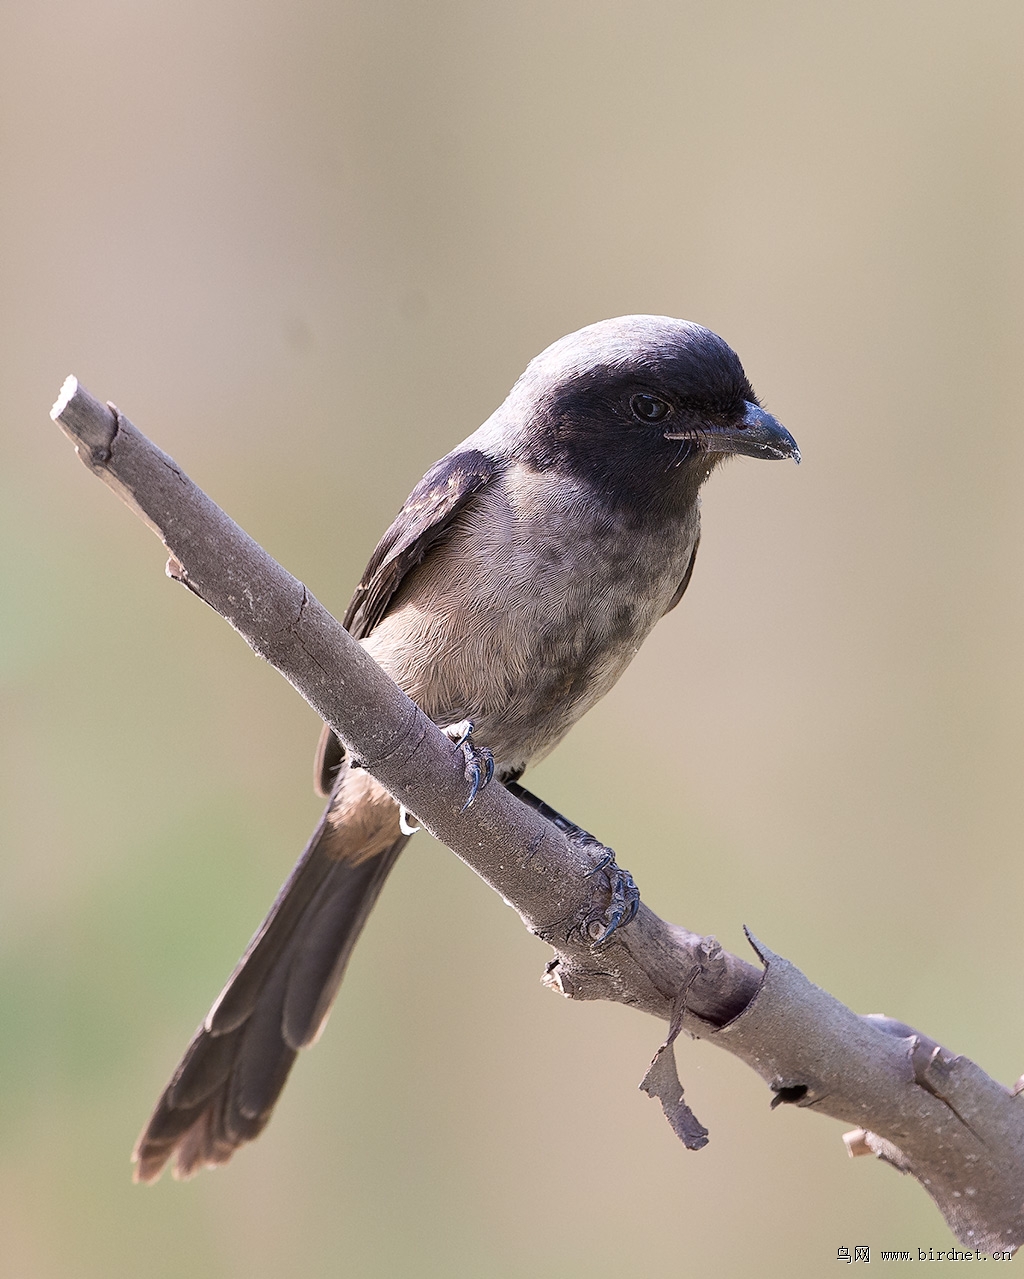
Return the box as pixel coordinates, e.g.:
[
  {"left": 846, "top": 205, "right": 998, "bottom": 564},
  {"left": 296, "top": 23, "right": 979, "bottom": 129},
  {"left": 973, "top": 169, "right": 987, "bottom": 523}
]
[{"left": 132, "top": 314, "right": 799, "bottom": 1182}]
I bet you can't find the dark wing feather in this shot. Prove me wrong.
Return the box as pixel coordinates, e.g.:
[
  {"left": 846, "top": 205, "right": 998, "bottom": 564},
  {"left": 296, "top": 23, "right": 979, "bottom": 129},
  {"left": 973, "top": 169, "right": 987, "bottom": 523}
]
[
  {"left": 662, "top": 535, "right": 700, "bottom": 616},
  {"left": 343, "top": 447, "right": 497, "bottom": 640},
  {"left": 315, "top": 447, "right": 498, "bottom": 795}
]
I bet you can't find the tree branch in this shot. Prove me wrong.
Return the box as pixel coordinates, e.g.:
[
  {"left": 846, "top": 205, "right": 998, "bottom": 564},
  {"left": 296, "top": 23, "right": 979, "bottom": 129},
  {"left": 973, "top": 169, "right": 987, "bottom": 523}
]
[{"left": 50, "top": 376, "right": 1024, "bottom": 1255}]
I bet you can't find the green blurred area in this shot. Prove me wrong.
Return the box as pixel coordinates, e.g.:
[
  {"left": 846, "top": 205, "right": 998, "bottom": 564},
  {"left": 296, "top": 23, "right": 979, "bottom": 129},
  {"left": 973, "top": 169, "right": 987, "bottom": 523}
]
[{"left": 3, "top": 0, "right": 1024, "bottom": 1273}]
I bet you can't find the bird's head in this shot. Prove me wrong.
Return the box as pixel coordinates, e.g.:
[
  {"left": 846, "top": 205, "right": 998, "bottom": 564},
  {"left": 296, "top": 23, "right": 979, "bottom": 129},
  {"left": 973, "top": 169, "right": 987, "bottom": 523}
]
[{"left": 500, "top": 316, "right": 798, "bottom": 496}]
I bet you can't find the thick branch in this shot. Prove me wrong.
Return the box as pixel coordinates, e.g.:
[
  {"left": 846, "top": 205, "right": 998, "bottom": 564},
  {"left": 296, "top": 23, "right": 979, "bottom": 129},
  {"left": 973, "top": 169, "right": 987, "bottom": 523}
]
[{"left": 50, "top": 377, "right": 1024, "bottom": 1254}]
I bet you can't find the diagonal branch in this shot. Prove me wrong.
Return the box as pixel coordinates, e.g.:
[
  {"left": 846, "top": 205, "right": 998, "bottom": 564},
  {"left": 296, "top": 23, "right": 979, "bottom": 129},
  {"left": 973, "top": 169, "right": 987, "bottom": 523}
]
[{"left": 50, "top": 376, "right": 1024, "bottom": 1255}]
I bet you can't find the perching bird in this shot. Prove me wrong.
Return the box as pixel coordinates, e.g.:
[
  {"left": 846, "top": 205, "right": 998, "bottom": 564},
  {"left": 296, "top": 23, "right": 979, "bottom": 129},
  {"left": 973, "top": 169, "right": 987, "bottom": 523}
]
[{"left": 133, "top": 315, "right": 799, "bottom": 1182}]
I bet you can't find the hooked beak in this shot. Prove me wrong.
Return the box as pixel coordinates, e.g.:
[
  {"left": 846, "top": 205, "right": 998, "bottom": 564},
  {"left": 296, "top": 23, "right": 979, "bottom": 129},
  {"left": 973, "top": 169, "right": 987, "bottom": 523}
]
[{"left": 665, "top": 402, "right": 800, "bottom": 463}]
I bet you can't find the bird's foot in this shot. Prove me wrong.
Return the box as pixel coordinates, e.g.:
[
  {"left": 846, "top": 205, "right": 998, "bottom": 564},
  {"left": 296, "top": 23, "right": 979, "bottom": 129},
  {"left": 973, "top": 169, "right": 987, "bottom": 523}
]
[
  {"left": 581, "top": 845, "right": 640, "bottom": 945},
  {"left": 442, "top": 719, "right": 495, "bottom": 812},
  {"left": 506, "top": 782, "right": 640, "bottom": 944}
]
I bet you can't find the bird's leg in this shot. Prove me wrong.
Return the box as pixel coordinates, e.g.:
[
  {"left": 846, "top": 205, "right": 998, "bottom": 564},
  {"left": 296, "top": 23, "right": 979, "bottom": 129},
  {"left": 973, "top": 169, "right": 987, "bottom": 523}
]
[
  {"left": 506, "top": 782, "right": 640, "bottom": 944},
  {"left": 442, "top": 719, "right": 495, "bottom": 811}
]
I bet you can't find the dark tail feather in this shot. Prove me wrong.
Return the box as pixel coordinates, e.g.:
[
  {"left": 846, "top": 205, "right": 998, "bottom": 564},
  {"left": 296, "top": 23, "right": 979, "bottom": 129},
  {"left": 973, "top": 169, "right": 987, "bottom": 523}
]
[{"left": 133, "top": 810, "right": 407, "bottom": 1183}]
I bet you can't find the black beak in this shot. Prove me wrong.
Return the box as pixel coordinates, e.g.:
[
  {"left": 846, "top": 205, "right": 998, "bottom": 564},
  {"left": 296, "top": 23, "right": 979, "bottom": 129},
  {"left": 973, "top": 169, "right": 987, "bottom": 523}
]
[{"left": 665, "top": 402, "right": 800, "bottom": 463}]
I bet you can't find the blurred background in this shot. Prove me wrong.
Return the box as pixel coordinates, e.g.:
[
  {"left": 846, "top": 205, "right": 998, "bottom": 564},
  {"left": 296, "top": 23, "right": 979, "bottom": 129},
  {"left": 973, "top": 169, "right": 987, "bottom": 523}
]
[{"left": 3, "top": 0, "right": 1024, "bottom": 1274}]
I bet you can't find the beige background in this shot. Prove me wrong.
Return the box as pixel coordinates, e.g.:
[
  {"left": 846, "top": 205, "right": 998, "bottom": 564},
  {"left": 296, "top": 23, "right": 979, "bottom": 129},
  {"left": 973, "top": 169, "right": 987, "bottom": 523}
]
[{"left": 3, "top": 1, "right": 1023, "bottom": 1274}]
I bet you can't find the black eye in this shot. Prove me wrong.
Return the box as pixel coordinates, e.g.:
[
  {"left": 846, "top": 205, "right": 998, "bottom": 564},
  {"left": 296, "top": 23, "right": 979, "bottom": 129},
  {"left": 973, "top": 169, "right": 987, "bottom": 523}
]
[{"left": 629, "top": 394, "right": 671, "bottom": 423}]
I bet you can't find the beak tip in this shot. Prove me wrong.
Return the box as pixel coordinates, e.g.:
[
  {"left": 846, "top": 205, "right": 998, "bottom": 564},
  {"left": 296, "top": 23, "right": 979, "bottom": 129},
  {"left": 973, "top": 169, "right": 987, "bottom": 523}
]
[{"left": 741, "top": 402, "right": 800, "bottom": 465}]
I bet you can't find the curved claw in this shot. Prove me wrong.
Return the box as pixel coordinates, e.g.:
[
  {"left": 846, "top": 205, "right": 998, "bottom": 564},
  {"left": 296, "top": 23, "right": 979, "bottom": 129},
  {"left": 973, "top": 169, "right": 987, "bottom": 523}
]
[
  {"left": 584, "top": 849, "right": 614, "bottom": 878},
  {"left": 587, "top": 863, "right": 640, "bottom": 945},
  {"left": 443, "top": 719, "right": 495, "bottom": 812},
  {"left": 399, "top": 807, "right": 422, "bottom": 835},
  {"left": 460, "top": 745, "right": 495, "bottom": 812}
]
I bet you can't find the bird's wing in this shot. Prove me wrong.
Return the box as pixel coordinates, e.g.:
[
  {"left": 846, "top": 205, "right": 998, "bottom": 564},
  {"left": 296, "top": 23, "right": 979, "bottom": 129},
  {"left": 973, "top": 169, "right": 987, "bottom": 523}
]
[
  {"left": 314, "top": 446, "right": 498, "bottom": 794},
  {"left": 662, "top": 534, "right": 701, "bottom": 615},
  {"left": 342, "top": 446, "right": 497, "bottom": 639}
]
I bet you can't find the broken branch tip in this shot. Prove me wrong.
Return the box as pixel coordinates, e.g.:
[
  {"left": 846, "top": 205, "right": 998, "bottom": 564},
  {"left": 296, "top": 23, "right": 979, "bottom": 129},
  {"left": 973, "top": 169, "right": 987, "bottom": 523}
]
[{"left": 51, "top": 375, "right": 79, "bottom": 422}]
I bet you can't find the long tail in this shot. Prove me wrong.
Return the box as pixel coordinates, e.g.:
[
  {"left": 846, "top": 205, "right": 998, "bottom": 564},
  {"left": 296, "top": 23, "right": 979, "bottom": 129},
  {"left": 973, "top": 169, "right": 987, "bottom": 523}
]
[{"left": 133, "top": 769, "right": 407, "bottom": 1182}]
